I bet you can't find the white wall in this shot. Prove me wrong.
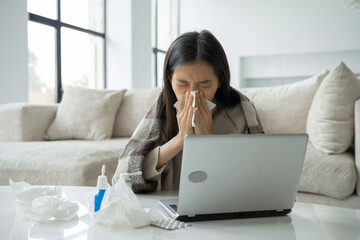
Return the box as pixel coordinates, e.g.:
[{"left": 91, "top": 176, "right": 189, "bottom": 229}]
[
  {"left": 0, "top": 0, "right": 28, "bottom": 104},
  {"left": 132, "top": 0, "right": 152, "bottom": 88},
  {"left": 106, "top": 0, "right": 152, "bottom": 90},
  {"left": 180, "top": 0, "right": 360, "bottom": 88}
]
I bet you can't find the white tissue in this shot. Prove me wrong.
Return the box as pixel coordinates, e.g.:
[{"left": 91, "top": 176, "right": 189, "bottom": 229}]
[
  {"left": 173, "top": 91, "right": 216, "bottom": 127},
  {"left": 84, "top": 174, "right": 166, "bottom": 228},
  {"left": 30, "top": 196, "right": 79, "bottom": 222},
  {"left": 9, "top": 179, "right": 79, "bottom": 222},
  {"left": 9, "top": 179, "right": 58, "bottom": 209}
]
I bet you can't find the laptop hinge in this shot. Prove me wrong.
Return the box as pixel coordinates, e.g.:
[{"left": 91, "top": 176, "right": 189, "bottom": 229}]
[
  {"left": 276, "top": 209, "right": 284, "bottom": 212},
  {"left": 187, "top": 214, "right": 196, "bottom": 217}
]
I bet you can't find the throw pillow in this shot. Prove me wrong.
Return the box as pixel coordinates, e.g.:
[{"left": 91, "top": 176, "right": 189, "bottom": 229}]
[
  {"left": 45, "top": 86, "right": 126, "bottom": 140},
  {"left": 241, "top": 70, "right": 329, "bottom": 133},
  {"left": 306, "top": 62, "right": 360, "bottom": 154},
  {"left": 113, "top": 88, "right": 162, "bottom": 137}
]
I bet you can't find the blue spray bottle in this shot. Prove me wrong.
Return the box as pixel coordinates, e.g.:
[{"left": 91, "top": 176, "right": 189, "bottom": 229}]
[{"left": 94, "top": 165, "right": 108, "bottom": 212}]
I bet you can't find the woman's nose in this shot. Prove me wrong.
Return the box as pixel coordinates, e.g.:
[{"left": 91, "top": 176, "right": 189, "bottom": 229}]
[{"left": 189, "top": 85, "right": 198, "bottom": 92}]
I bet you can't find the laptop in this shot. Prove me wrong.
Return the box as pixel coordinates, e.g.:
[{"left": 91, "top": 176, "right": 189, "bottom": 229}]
[{"left": 159, "top": 134, "right": 308, "bottom": 222}]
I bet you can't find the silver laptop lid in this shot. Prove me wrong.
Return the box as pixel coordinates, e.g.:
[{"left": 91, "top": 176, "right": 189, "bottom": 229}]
[{"left": 177, "top": 134, "right": 308, "bottom": 216}]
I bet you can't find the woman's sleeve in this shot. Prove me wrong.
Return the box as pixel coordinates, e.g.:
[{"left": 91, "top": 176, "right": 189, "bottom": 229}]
[
  {"left": 142, "top": 146, "right": 167, "bottom": 181},
  {"left": 112, "top": 93, "right": 166, "bottom": 192}
]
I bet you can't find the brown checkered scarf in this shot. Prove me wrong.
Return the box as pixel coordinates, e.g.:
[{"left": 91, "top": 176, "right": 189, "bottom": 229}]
[{"left": 112, "top": 90, "right": 264, "bottom": 192}]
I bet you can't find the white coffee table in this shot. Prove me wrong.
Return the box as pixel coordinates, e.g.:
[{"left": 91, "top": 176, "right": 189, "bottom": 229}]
[{"left": 1, "top": 186, "right": 359, "bottom": 240}]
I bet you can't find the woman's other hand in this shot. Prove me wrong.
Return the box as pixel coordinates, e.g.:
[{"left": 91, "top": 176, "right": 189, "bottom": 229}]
[
  {"left": 194, "top": 91, "right": 213, "bottom": 135},
  {"left": 157, "top": 92, "right": 194, "bottom": 169},
  {"left": 176, "top": 91, "right": 194, "bottom": 140}
]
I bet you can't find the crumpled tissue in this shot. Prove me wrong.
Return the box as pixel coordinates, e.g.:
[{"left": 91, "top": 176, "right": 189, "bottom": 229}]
[
  {"left": 9, "top": 179, "right": 79, "bottom": 222},
  {"left": 83, "top": 173, "right": 165, "bottom": 228}
]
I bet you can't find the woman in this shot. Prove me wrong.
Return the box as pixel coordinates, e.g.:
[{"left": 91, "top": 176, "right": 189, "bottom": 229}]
[{"left": 113, "top": 30, "right": 264, "bottom": 192}]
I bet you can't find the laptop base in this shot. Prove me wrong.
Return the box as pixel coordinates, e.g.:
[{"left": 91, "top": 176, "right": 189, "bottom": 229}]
[
  {"left": 176, "top": 209, "right": 292, "bottom": 222},
  {"left": 159, "top": 198, "right": 291, "bottom": 222}
]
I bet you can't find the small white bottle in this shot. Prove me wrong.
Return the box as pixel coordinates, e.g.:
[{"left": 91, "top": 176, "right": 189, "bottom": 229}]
[{"left": 94, "top": 165, "right": 108, "bottom": 212}]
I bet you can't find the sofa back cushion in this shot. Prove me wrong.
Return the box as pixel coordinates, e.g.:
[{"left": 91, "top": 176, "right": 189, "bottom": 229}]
[
  {"left": 306, "top": 62, "right": 360, "bottom": 154},
  {"left": 113, "top": 88, "right": 162, "bottom": 137},
  {"left": 45, "top": 87, "right": 126, "bottom": 140},
  {"left": 241, "top": 70, "right": 329, "bottom": 134}
]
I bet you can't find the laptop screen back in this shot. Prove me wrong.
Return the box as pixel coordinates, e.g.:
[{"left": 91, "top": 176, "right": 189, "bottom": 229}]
[{"left": 177, "top": 134, "right": 308, "bottom": 216}]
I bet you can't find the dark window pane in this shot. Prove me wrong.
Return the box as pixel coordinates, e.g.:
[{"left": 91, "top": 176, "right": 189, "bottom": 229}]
[
  {"left": 61, "top": 28, "right": 104, "bottom": 89},
  {"left": 61, "top": 0, "right": 104, "bottom": 33},
  {"left": 27, "top": 0, "right": 57, "bottom": 20},
  {"left": 28, "top": 22, "right": 56, "bottom": 103}
]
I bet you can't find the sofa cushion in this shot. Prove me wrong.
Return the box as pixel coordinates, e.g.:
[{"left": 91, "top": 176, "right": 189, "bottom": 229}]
[
  {"left": 0, "top": 138, "right": 129, "bottom": 186},
  {"left": 0, "top": 103, "right": 57, "bottom": 142},
  {"left": 296, "top": 192, "right": 360, "bottom": 209},
  {"left": 306, "top": 62, "right": 360, "bottom": 154},
  {"left": 298, "top": 142, "right": 356, "bottom": 199},
  {"left": 113, "top": 88, "right": 162, "bottom": 137},
  {"left": 45, "top": 87, "right": 126, "bottom": 140},
  {"left": 241, "top": 70, "right": 328, "bottom": 133}
]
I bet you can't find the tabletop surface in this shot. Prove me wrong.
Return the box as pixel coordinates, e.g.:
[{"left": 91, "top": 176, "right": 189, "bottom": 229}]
[{"left": 1, "top": 186, "right": 360, "bottom": 240}]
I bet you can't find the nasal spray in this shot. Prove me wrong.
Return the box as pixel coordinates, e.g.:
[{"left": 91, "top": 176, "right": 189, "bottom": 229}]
[{"left": 94, "top": 165, "right": 109, "bottom": 212}]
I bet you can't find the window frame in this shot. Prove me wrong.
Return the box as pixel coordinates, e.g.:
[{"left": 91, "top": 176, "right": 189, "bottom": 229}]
[
  {"left": 152, "top": 0, "right": 180, "bottom": 87},
  {"left": 28, "top": 0, "right": 106, "bottom": 102}
]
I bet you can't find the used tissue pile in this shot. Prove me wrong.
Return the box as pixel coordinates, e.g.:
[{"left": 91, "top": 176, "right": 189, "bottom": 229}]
[
  {"left": 86, "top": 169, "right": 152, "bottom": 228},
  {"left": 9, "top": 179, "right": 79, "bottom": 222},
  {"left": 87, "top": 166, "right": 190, "bottom": 230},
  {"left": 9, "top": 165, "right": 190, "bottom": 230}
]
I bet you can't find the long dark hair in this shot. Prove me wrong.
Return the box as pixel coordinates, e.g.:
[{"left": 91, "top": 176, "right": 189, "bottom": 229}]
[{"left": 162, "top": 30, "right": 240, "bottom": 139}]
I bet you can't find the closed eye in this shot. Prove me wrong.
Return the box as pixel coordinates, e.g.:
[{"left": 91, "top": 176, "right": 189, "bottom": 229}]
[
  {"left": 175, "top": 80, "right": 189, "bottom": 87},
  {"left": 199, "top": 83, "right": 212, "bottom": 88},
  {"left": 176, "top": 83, "right": 188, "bottom": 87},
  {"left": 199, "top": 81, "right": 212, "bottom": 88}
]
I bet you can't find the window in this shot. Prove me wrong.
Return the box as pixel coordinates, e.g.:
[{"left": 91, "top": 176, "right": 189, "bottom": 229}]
[
  {"left": 27, "top": 0, "right": 106, "bottom": 103},
  {"left": 152, "top": 0, "right": 179, "bottom": 87}
]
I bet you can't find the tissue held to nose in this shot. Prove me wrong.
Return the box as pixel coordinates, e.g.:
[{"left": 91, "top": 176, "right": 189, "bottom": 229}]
[
  {"left": 191, "top": 92, "right": 196, "bottom": 127},
  {"left": 173, "top": 91, "right": 216, "bottom": 127}
]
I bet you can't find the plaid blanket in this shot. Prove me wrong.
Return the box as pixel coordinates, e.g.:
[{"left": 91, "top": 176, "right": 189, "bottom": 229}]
[{"left": 112, "top": 91, "right": 264, "bottom": 192}]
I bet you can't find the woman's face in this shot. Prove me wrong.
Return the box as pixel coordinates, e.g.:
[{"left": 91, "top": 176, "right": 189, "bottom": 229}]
[{"left": 170, "top": 61, "right": 220, "bottom": 101}]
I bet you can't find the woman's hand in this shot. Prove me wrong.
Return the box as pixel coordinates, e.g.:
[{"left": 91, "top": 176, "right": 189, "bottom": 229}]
[
  {"left": 176, "top": 91, "right": 194, "bottom": 141},
  {"left": 158, "top": 95, "right": 193, "bottom": 169},
  {"left": 194, "top": 91, "right": 213, "bottom": 135},
  {"left": 158, "top": 91, "right": 213, "bottom": 169}
]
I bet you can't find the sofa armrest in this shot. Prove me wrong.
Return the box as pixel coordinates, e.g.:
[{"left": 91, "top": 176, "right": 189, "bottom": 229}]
[
  {"left": 0, "top": 103, "right": 58, "bottom": 142},
  {"left": 355, "top": 99, "right": 360, "bottom": 196}
]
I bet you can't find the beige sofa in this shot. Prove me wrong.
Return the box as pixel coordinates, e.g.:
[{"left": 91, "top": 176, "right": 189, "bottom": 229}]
[{"left": 0, "top": 64, "right": 359, "bottom": 209}]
